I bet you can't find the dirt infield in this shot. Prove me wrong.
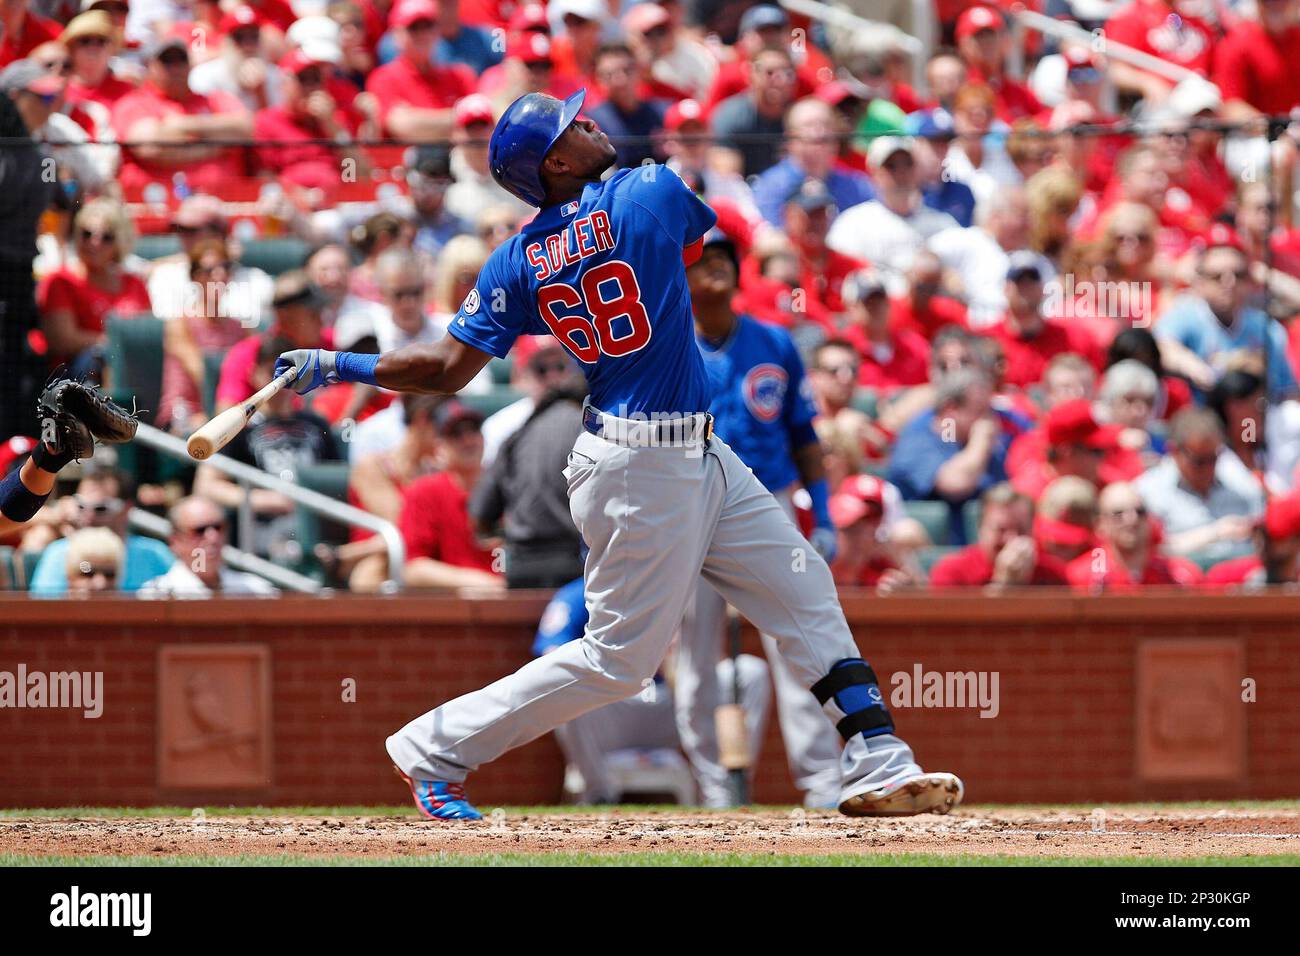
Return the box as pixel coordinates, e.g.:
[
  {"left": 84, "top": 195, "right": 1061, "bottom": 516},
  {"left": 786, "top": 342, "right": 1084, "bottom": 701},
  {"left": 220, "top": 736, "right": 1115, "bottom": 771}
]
[{"left": 3, "top": 806, "right": 1299, "bottom": 861}]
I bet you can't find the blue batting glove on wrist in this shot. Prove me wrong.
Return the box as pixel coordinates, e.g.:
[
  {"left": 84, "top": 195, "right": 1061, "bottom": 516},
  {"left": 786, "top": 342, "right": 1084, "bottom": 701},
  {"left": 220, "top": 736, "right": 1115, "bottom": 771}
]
[
  {"left": 275, "top": 349, "right": 339, "bottom": 395},
  {"left": 810, "top": 526, "right": 838, "bottom": 562}
]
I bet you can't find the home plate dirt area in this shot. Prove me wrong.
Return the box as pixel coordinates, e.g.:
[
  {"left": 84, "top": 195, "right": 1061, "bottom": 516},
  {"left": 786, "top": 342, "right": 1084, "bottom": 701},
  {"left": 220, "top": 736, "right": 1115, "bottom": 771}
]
[{"left": 3, "top": 806, "right": 1299, "bottom": 862}]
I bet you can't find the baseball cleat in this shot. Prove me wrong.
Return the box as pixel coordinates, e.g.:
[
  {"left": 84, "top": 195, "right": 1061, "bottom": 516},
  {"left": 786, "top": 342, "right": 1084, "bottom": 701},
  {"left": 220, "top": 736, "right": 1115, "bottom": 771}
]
[
  {"left": 838, "top": 772, "right": 964, "bottom": 817},
  {"left": 394, "top": 766, "right": 483, "bottom": 821}
]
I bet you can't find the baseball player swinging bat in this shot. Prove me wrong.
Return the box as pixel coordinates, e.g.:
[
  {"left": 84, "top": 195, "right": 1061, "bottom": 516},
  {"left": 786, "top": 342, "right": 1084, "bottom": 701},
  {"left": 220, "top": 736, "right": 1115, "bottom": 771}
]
[
  {"left": 270, "top": 89, "right": 963, "bottom": 821},
  {"left": 185, "top": 366, "right": 299, "bottom": 461}
]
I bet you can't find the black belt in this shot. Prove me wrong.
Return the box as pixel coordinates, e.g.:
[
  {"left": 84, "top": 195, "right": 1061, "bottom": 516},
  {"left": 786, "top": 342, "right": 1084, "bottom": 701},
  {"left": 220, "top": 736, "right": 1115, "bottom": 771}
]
[{"left": 582, "top": 405, "right": 714, "bottom": 447}]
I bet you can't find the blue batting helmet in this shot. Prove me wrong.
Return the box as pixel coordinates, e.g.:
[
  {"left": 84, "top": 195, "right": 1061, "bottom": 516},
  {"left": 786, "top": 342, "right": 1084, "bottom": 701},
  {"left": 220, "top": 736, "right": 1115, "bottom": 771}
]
[{"left": 489, "top": 89, "right": 586, "bottom": 208}]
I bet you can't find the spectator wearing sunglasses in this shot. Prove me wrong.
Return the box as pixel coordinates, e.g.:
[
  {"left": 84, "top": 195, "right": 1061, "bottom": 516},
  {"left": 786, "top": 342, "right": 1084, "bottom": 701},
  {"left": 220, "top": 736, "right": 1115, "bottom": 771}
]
[
  {"left": 399, "top": 143, "right": 470, "bottom": 260},
  {"left": 37, "top": 197, "right": 151, "bottom": 375},
  {"left": 156, "top": 237, "right": 251, "bottom": 433},
  {"left": 252, "top": 49, "right": 367, "bottom": 192},
  {"left": 364, "top": 0, "right": 474, "bottom": 141},
  {"left": 110, "top": 32, "right": 253, "bottom": 196},
  {"left": 138, "top": 495, "right": 278, "bottom": 597},
  {"left": 1156, "top": 238, "right": 1300, "bottom": 404},
  {"left": 1204, "top": 491, "right": 1300, "bottom": 589},
  {"left": 29, "top": 464, "right": 174, "bottom": 595},
  {"left": 5, "top": 51, "right": 116, "bottom": 193},
  {"left": 1136, "top": 406, "right": 1266, "bottom": 560},
  {"left": 62, "top": 10, "right": 134, "bottom": 118},
  {"left": 146, "top": 194, "right": 274, "bottom": 326},
  {"left": 64, "top": 526, "right": 124, "bottom": 595},
  {"left": 1066, "top": 481, "right": 1201, "bottom": 591},
  {"left": 188, "top": 5, "right": 285, "bottom": 113}
]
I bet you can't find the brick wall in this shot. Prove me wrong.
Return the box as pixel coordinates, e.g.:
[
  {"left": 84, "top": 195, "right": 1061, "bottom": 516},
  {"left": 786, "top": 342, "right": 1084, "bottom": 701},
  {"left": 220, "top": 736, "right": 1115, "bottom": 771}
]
[{"left": 1, "top": 592, "right": 1297, "bottom": 808}]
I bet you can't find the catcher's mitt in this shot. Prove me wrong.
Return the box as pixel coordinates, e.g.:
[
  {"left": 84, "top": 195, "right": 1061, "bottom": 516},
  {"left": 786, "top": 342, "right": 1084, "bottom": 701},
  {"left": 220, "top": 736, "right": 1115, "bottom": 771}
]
[{"left": 37, "top": 379, "right": 138, "bottom": 465}]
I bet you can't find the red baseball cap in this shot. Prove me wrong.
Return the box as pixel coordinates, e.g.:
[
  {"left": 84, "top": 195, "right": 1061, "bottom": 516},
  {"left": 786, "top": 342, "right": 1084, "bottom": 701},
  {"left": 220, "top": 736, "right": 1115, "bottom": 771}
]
[
  {"left": 0, "top": 436, "right": 36, "bottom": 475},
  {"left": 508, "top": 31, "right": 552, "bottom": 64},
  {"left": 219, "top": 4, "right": 265, "bottom": 34},
  {"left": 279, "top": 49, "right": 327, "bottom": 76},
  {"left": 956, "top": 5, "right": 1004, "bottom": 42},
  {"left": 508, "top": 2, "right": 550, "bottom": 33},
  {"left": 664, "top": 98, "right": 705, "bottom": 131},
  {"left": 454, "top": 93, "right": 494, "bottom": 128},
  {"left": 1033, "top": 513, "right": 1094, "bottom": 551},
  {"left": 1045, "top": 399, "right": 1117, "bottom": 449},
  {"left": 623, "top": 2, "right": 671, "bottom": 34},
  {"left": 830, "top": 474, "right": 886, "bottom": 529},
  {"left": 1265, "top": 493, "right": 1300, "bottom": 540},
  {"left": 390, "top": 0, "right": 438, "bottom": 28},
  {"left": 1202, "top": 222, "right": 1246, "bottom": 255},
  {"left": 815, "top": 79, "right": 867, "bottom": 107}
]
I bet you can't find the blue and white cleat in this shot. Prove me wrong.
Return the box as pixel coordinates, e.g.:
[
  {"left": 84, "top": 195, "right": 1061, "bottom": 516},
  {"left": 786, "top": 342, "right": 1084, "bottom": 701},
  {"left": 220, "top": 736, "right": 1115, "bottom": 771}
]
[{"left": 394, "top": 766, "right": 483, "bottom": 821}]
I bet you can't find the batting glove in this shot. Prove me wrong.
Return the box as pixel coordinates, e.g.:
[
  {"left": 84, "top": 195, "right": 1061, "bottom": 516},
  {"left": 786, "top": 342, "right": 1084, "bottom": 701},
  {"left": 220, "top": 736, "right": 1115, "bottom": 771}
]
[
  {"left": 810, "top": 526, "right": 838, "bottom": 563},
  {"left": 275, "top": 349, "right": 339, "bottom": 395}
]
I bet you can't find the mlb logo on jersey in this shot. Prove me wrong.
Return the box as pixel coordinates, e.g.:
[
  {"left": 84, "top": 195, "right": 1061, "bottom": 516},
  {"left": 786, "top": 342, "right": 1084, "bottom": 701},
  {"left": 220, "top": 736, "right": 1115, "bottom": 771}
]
[
  {"left": 561, "top": 201, "right": 579, "bottom": 216},
  {"left": 742, "top": 363, "right": 788, "bottom": 422}
]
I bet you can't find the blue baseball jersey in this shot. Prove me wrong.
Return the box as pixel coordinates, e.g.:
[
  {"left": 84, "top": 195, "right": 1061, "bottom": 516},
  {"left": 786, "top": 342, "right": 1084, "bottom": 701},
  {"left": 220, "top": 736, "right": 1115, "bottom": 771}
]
[
  {"left": 697, "top": 315, "right": 818, "bottom": 493},
  {"left": 447, "top": 165, "right": 718, "bottom": 417}
]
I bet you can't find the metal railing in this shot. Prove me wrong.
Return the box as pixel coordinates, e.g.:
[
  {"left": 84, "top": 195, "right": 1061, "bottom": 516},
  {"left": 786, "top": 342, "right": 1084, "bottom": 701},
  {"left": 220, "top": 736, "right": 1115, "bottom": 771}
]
[
  {"left": 779, "top": 0, "right": 932, "bottom": 93},
  {"left": 133, "top": 422, "right": 405, "bottom": 592}
]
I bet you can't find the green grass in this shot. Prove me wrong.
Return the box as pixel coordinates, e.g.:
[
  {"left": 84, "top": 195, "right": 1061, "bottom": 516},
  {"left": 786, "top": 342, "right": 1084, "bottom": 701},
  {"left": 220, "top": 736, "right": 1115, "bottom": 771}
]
[
  {"left": 3, "top": 799, "right": 1297, "bottom": 820},
  {"left": 3, "top": 851, "right": 1297, "bottom": 867}
]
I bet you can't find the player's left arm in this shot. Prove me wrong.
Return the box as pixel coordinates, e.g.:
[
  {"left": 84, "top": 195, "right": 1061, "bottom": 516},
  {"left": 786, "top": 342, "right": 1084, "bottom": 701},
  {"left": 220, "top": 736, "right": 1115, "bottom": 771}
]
[{"left": 0, "top": 456, "right": 58, "bottom": 537}]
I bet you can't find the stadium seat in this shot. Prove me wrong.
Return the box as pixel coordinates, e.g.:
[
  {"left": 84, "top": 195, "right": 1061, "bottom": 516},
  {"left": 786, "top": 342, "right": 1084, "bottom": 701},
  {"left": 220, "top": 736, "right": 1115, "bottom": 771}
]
[
  {"left": 488, "top": 356, "right": 513, "bottom": 385},
  {"left": 201, "top": 351, "right": 226, "bottom": 417},
  {"left": 19, "top": 550, "right": 41, "bottom": 590},
  {"left": 0, "top": 546, "right": 14, "bottom": 590},
  {"left": 104, "top": 315, "right": 178, "bottom": 485},
  {"left": 903, "top": 499, "right": 952, "bottom": 546},
  {"left": 850, "top": 388, "right": 878, "bottom": 418},
  {"left": 134, "top": 234, "right": 181, "bottom": 261},
  {"left": 916, "top": 545, "right": 962, "bottom": 578},
  {"left": 962, "top": 500, "right": 984, "bottom": 543},
  {"left": 239, "top": 238, "right": 310, "bottom": 277},
  {"left": 460, "top": 387, "right": 524, "bottom": 418},
  {"left": 293, "top": 462, "right": 353, "bottom": 581}
]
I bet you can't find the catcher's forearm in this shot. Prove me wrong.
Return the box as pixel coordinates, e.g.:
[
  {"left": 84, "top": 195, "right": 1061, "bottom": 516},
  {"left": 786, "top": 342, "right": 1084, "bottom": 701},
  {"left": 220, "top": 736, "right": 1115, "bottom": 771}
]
[{"left": 0, "top": 457, "right": 56, "bottom": 527}]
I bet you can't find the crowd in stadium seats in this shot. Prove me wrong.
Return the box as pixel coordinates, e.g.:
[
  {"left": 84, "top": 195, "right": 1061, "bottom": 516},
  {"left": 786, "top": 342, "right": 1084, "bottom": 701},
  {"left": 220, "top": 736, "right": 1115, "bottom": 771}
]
[{"left": 7, "top": 0, "right": 1300, "bottom": 595}]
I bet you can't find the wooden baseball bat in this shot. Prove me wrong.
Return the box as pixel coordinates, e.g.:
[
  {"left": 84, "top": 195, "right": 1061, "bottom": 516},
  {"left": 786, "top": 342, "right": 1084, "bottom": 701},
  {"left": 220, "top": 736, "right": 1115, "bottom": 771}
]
[{"left": 186, "top": 366, "right": 299, "bottom": 461}]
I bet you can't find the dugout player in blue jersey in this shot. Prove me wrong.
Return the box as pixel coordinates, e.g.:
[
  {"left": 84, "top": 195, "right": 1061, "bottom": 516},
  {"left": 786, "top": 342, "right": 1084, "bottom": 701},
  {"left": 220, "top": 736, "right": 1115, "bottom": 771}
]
[
  {"left": 276, "top": 90, "right": 962, "bottom": 820},
  {"left": 677, "top": 231, "right": 846, "bottom": 807}
]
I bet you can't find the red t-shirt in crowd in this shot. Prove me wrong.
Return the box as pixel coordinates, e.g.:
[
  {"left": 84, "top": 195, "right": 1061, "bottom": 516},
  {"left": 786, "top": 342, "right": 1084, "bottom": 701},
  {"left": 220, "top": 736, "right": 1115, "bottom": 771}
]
[
  {"left": 988, "top": 317, "right": 1103, "bottom": 389},
  {"left": 832, "top": 553, "right": 900, "bottom": 587},
  {"left": 1213, "top": 20, "right": 1300, "bottom": 115},
  {"left": 365, "top": 56, "right": 476, "bottom": 135},
  {"left": 215, "top": 329, "right": 333, "bottom": 407},
  {"left": 0, "top": 11, "right": 61, "bottom": 68},
  {"left": 65, "top": 72, "right": 138, "bottom": 116},
  {"left": 400, "top": 471, "right": 498, "bottom": 573},
  {"left": 1103, "top": 0, "right": 1216, "bottom": 79},
  {"left": 252, "top": 104, "right": 359, "bottom": 189},
  {"left": 890, "top": 294, "right": 968, "bottom": 340},
  {"left": 111, "top": 82, "right": 248, "bottom": 193},
  {"left": 1065, "top": 546, "right": 1202, "bottom": 591},
  {"left": 244, "top": 0, "right": 298, "bottom": 30},
  {"left": 1203, "top": 555, "right": 1264, "bottom": 587},
  {"left": 965, "top": 65, "right": 1042, "bottom": 122},
  {"left": 37, "top": 267, "right": 152, "bottom": 339},
  {"left": 929, "top": 544, "right": 1069, "bottom": 587},
  {"left": 842, "top": 325, "right": 931, "bottom": 393}
]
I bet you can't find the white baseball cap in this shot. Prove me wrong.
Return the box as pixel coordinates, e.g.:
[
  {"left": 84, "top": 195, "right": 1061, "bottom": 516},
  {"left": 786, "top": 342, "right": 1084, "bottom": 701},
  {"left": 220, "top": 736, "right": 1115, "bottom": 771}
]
[{"left": 866, "top": 135, "right": 918, "bottom": 168}]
